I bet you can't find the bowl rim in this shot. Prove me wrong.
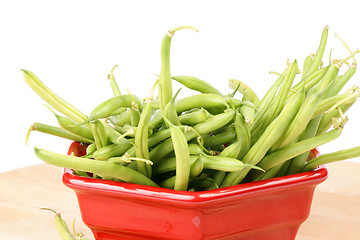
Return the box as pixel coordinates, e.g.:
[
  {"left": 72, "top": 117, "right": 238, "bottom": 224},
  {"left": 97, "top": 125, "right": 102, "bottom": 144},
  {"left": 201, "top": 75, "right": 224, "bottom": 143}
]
[{"left": 62, "top": 166, "right": 328, "bottom": 203}]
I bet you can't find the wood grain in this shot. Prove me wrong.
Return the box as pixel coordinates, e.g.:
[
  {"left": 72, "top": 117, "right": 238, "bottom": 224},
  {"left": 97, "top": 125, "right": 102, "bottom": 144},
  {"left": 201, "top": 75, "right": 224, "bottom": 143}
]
[{"left": 0, "top": 162, "right": 359, "bottom": 239}]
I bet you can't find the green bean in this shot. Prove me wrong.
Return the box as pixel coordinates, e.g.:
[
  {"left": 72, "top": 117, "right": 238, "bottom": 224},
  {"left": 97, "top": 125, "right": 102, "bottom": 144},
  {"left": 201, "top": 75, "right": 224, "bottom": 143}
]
[
  {"left": 271, "top": 88, "right": 322, "bottom": 151},
  {"left": 312, "top": 89, "right": 359, "bottom": 119},
  {"left": 53, "top": 113, "right": 94, "bottom": 143},
  {"left": 212, "top": 171, "right": 226, "bottom": 187},
  {"left": 159, "top": 176, "right": 176, "bottom": 189},
  {"left": 90, "top": 120, "right": 109, "bottom": 149},
  {"left": 273, "top": 60, "right": 299, "bottom": 117},
  {"left": 190, "top": 156, "right": 204, "bottom": 178},
  {"left": 150, "top": 111, "right": 235, "bottom": 162},
  {"left": 100, "top": 120, "right": 124, "bottom": 145},
  {"left": 218, "top": 113, "right": 244, "bottom": 159},
  {"left": 34, "top": 147, "right": 158, "bottom": 187},
  {"left": 108, "top": 154, "right": 153, "bottom": 166},
  {"left": 107, "top": 65, "right": 121, "bottom": 96},
  {"left": 130, "top": 108, "right": 141, "bottom": 127},
  {"left": 286, "top": 116, "right": 323, "bottom": 174},
  {"left": 86, "top": 143, "right": 97, "bottom": 155},
  {"left": 115, "top": 124, "right": 137, "bottom": 138},
  {"left": 135, "top": 80, "right": 158, "bottom": 177},
  {"left": 288, "top": 66, "right": 329, "bottom": 100},
  {"left": 148, "top": 129, "right": 171, "bottom": 147},
  {"left": 172, "top": 76, "right": 222, "bottom": 95},
  {"left": 159, "top": 26, "right": 198, "bottom": 112},
  {"left": 225, "top": 98, "right": 243, "bottom": 109},
  {"left": 22, "top": 69, "right": 88, "bottom": 123},
  {"left": 329, "top": 67, "right": 357, "bottom": 96},
  {"left": 153, "top": 153, "right": 260, "bottom": 175},
  {"left": 88, "top": 94, "right": 143, "bottom": 122},
  {"left": 93, "top": 140, "right": 133, "bottom": 160},
  {"left": 311, "top": 62, "right": 339, "bottom": 98},
  {"left": 178, "top": 108, "right": 209, "bottom": 126},
  {"left": 203, "top": 126, "right": 236, "bottom": 147},
  {"left": 303, "top": 145, "right": 360, "bottom": 171},
  {"left": 251, "top": 62, "right": 298, "bottom": 144},
  {"left": 188, "top": 144, "right": 205, "bottom": 155},
  {"left": 221, "top": 88, "right": 305, "bottom": 187},
  {"left": 255, "top": 72, "right": 285, "bottom": 115},
  {"left": 202, "top": 155, "right": 262, "bottom": 172},
  {"left": 305, "top": 26, "right": 328, "bottom": 77},
  {"left": 175, "top": 93, "right": 229, "bottom": 115},
  {"left": 25, "top": 123, "right": 93, "bottom": 145},
  {"left": 301, "top": 54, "right": 314, "bottom": 79},
  {"left": 239, "top": 101, "right": 255, "bottom": 125},
  {"left": 164, "top": 89, "right": 181, "bottom": 126},
  {"left": 148, "top": 109, "right": 163, "bottom": 128},
  {"left": 40, "top": 208, "right": 76, "bottom": 240},
  {"left": 163, "top": 117, "right": 191, "bottom": 191},
  {"left": 153, "top": 155, "right": 198, "bottom": 175},
  {"left": 258, "top": 128, "right": 342, "bottom": 171},
  {"left": 108, "top": 108, "right": 132, "bottom": 127},
  {"left": 235, "top": 113, "right": 251, "bottom": 160},
  {"left": 316, "top": 101, "right": 356, "bottom": 136},
  {"left": 192, "top": 110, "right": 235, "bottom": 134},
  {"left": 228, "top": 79, "right": 260, "bottom": 107}
]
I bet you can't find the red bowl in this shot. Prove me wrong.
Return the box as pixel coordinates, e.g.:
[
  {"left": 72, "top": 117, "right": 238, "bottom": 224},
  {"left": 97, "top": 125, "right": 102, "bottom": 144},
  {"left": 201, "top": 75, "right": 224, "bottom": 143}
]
[{"left": 63, "top": 144, "right": 327, "bottom": 240}]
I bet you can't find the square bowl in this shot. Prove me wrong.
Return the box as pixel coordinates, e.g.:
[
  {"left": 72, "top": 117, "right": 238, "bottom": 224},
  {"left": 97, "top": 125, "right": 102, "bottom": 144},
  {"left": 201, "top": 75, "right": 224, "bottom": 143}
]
[{"left": 63, "top": 158, "right": 327, "bottom": 240}]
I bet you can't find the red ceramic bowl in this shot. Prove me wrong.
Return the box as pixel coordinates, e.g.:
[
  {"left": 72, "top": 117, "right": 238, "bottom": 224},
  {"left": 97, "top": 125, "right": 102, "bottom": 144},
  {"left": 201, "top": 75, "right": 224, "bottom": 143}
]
[{"left": 63, "top": 143, "right": 327, "bottom": 240}]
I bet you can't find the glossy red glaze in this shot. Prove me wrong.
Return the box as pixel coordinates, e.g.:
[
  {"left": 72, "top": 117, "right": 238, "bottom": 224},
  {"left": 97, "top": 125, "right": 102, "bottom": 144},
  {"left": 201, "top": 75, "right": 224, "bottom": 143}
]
[{"left": 63, "top": 143, "right": 327, "bottom": 240}]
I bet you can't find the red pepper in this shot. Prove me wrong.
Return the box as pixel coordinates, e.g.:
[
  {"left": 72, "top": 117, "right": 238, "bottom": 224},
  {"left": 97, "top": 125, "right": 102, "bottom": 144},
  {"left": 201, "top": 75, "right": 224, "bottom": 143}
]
[{"left": 67, "top": 142, "right": 87, "bottom": 157}]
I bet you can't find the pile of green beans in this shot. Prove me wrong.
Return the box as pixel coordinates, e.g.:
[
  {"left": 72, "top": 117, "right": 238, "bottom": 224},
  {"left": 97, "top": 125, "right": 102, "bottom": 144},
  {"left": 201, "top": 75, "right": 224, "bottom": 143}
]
[{"left": 24, "top": 25, "right": 360, "bottom": 191}]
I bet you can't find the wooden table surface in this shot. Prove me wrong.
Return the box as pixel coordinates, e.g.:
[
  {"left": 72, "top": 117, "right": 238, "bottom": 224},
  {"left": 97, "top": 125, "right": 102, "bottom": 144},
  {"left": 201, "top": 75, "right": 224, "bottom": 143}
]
[{"left": 1, "top": 162, "right": 359, "bottom": 240}]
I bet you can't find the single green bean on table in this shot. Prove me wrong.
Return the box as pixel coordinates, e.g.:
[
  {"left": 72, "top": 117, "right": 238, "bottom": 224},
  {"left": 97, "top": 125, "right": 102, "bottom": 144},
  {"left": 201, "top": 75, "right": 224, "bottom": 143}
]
[{"left": 40, "top": 208, "right": 77, "bottom": 240}]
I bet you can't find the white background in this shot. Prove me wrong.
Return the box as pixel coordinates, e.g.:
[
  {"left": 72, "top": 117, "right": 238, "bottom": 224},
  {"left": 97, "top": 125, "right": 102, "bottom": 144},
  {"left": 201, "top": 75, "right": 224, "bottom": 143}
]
[{"left": 1, "top": 0, "right": 360, "bottom": 173}]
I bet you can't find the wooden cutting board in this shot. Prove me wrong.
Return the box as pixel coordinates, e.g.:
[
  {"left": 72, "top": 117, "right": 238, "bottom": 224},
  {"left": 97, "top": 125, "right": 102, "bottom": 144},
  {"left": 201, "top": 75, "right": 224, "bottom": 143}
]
[{"left": 0, "top": 162, "right": 359, "bottom": 240}]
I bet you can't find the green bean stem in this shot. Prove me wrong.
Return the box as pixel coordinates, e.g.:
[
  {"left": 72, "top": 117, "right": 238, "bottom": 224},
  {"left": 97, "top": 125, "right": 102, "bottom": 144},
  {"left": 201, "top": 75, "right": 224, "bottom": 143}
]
[{"left": 107, "top": 65, "right": 121, "bottom": 96}]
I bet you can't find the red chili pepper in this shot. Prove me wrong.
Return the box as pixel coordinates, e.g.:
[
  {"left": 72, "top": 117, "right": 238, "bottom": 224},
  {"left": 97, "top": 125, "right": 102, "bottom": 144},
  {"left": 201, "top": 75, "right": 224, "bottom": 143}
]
[
  {"left": 307, "top": 148, "right": 320, "bottom": 162},
  {"left": 67, "top": 142, "right": 87, "bottom": 157}
]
